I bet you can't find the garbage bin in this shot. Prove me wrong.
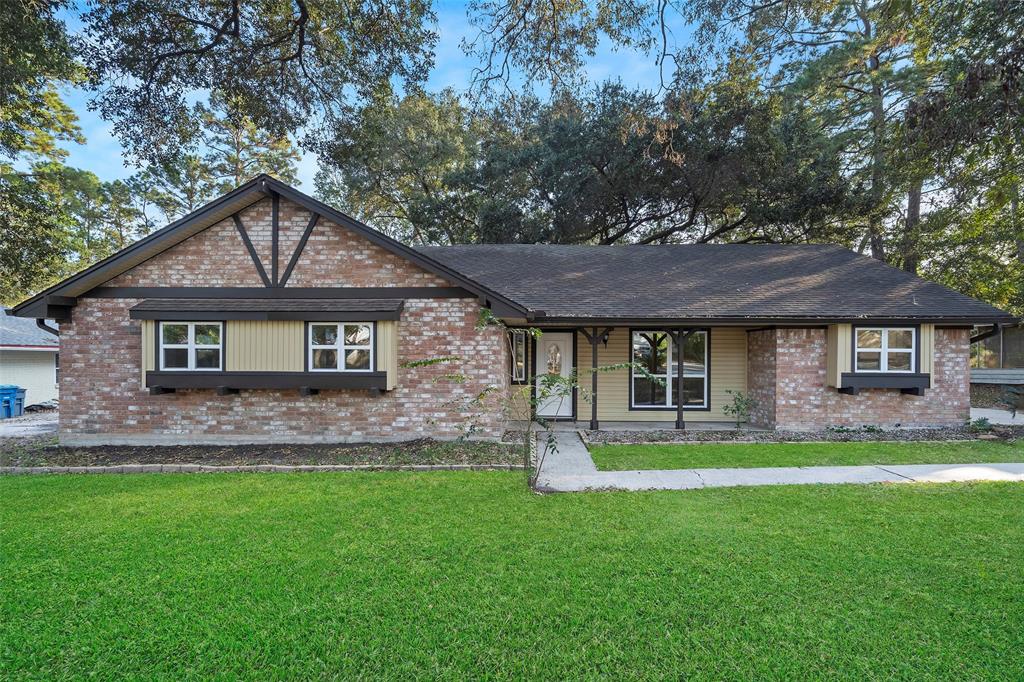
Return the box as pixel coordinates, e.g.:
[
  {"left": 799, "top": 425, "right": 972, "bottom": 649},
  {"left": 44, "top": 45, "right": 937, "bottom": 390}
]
[{"left": 0, "top": 385, "right": 26, "bottom": 419}]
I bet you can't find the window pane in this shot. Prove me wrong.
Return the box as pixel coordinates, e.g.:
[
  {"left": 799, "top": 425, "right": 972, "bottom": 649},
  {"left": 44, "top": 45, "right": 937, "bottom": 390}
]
[
  {"left": 344, "top": 324, "right": 371, "bottom": 345},
  {"left": 887, "top": 329, "right": 913, "bottom": 349},
  {"left": 162, "top": 324, "right": 188, "bottom": 345},
  {"left": 313, "top": 348, "right": 337, "bottom": 369},
  {"left": 633, "top": 377, "right": 666, "bottom": 406},
  {"left": 888, "top": 351, "right": 912, "bottom": 372},
  {"left": 632, "top": 332, "right": 668, "bottom": 374},
  {"left": 679, "top": 331, "right": 704, "bottom": 368},
  {"left": 681, "top": 377, "right": 705, "bottom": 405},
  {"left": 195, "top": 324, "right": 220, "bottom": 345},
  {"left": 311, "top": 325, "right": 337, "bottom": 345},
  {"left": 857, "top": 351, "right": 881, "bottom": 370},
  {"left": 163, "top": 348, "right": 188, "bottom": 368},
  {"left": 195, "top": 348, "right": 220, "bottom": 368},
  {"left": 857, "top": 329, "right": 882, "bottom": 349},
  {"left": 545, "top": 344, "right": 561, "bottom": 375},
  {"left": 682, "top": 333, "right": 706, "bottom": 376},
  {"left": 512, "top": 333, "right": 526, "bottom": 380},
  {"left": 345, "top": 349, "right": 371, "bottom": 370}
]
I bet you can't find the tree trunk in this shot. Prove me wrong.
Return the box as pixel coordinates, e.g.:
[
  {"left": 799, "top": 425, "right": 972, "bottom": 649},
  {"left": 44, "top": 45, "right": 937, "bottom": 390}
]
[{"left": 901, "top": 179, "right": 923, "bottom": 273}]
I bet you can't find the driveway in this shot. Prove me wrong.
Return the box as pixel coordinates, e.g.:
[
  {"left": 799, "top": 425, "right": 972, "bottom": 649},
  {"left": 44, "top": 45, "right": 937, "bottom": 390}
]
[{"left": 0, "top": 412, "right": 58, "bottom": 438}]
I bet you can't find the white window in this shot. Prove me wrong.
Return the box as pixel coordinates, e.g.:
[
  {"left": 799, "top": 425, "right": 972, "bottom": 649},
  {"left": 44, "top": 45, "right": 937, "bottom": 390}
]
[
  {"left": 309, "top": 323, "right": 374, "bottom": 372},
  {"left": 159, "top": 322, "right": 222, "bottom": 371},
  {"left": 855, "top": 327, "right": 915, "bottom": 373},
  {"left": 630, "top": 330, "right": 708, "bottom": 408},
  {"left": 509, "top": 330, "right": 527, "bottom": 382}
]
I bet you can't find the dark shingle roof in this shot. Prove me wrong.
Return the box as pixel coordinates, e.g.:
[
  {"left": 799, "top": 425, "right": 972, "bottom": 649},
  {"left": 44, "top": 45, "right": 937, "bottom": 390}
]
[
  {"left": 0, "top": 309, "right": 59, "bottom": 347},
  {"left": 417, "top": 244, "right": 1013, "bottom": 322}
]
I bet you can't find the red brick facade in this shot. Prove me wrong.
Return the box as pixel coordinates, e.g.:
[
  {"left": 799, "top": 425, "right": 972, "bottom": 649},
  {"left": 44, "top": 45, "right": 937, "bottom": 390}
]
[
  {"left": 61, "top": 197, "right": 509, "bottom": 445},
  {"left": 746, "top": 327, "right": 970, "bottom": 430}
]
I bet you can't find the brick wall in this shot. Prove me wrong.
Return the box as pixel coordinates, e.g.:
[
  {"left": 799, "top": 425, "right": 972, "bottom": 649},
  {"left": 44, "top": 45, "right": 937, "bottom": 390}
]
[
  {"left": 62, "top": 197, "right": 511, "bottom": 445},
  {"left": 107, "top": 197, "right": 451, "bottom": 288},
  {"left": 746, "top": 327, "right": 970, "bottom": 430}
]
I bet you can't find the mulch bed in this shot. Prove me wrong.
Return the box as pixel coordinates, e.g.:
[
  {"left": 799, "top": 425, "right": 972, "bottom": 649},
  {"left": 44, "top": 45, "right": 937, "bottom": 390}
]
[
  {"left": 0, "top": 435, "right": 524, "bottom": 469},
  {"left": 583, "top": 425, "right": 1024, "bottom": 445}
]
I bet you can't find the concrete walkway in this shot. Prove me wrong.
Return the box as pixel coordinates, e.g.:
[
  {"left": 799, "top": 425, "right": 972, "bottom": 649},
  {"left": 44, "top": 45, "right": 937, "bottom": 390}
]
[
  {"left": 534, "top": 432, "right": 1024, "bottom": 492},
  {"left": 970, "top": 407, "right": 1023, "bottom": 426}
]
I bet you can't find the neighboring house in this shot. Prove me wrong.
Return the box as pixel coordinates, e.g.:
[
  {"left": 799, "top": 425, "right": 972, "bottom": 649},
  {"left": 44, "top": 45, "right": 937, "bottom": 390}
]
[
  {"left": 0, "top": 308, "right": 59, "bottom": 406},
  {"left": 11, "top": 175, "right": 1017, "bottom": 445}
]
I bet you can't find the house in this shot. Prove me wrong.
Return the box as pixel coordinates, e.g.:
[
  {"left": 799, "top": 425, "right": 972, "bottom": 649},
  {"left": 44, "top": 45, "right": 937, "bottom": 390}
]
[
  {"left": 971, "top": 322, "right": 1023, "bottom": 385},
  {"left": 11, "top": 176, "right": 1016, "bottom": 445},
  {"left": 0, "top": 308, "right": 59, "bottom": 407}
]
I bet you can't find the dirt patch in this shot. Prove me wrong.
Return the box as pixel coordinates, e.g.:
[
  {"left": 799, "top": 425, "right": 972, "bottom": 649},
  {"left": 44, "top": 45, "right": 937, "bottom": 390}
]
[{"left": 0, "top": 435, "right": 525, "bottom": 468}]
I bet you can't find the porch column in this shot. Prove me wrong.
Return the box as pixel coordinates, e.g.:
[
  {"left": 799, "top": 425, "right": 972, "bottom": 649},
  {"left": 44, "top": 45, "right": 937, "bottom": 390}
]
[
  {"left": 579, "top": 327, "right": 612, "bottom": 430},
  {"left": 668, "top": 329, "right": 694, "bottom": 430}
]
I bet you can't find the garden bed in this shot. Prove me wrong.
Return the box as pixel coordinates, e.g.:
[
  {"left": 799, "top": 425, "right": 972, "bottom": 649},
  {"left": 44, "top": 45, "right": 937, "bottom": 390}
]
[{"left": 0, "top": 434, "right": 524, "bottom": 469}]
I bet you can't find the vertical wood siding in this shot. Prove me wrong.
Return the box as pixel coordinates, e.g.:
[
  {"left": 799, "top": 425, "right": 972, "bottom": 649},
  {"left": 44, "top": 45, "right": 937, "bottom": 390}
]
[
  {"left": 376, "top": 320, "right": 399, "bottom": 390},
  {"left": 226, "top": 321, "right": 304, "bottom": 371}
]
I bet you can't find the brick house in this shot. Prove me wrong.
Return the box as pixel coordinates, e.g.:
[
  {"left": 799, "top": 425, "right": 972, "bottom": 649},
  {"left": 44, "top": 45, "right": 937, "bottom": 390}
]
[{"left": 12, "top": 176, "right": 1016, "bottom": 444}]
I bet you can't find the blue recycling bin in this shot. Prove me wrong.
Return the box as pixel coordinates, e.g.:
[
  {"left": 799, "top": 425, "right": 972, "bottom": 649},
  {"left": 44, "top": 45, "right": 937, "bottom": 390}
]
[{"left": 0, "top": 385, "right": 26, "bottom": 419}]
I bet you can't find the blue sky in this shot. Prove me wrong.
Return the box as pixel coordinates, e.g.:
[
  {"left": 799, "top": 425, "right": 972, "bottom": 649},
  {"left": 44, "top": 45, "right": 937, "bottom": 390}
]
[{"left": 59, "top": 1, "right": 666, "bottom": 191}]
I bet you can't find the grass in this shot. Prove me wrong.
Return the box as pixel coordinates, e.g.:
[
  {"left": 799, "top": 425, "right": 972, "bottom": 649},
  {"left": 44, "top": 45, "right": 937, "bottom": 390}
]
[
  {"left": 589, "top": 439, "right": 1024, "bottom": 471},
  {"left": 2, "top": 473, "right": 1024, "bottom": 678}
]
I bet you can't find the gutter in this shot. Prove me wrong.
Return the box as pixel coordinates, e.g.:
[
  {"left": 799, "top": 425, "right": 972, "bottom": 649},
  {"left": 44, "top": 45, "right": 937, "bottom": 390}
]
[{"left": 36, "top": 319, "right": 59, "bottom": 337}]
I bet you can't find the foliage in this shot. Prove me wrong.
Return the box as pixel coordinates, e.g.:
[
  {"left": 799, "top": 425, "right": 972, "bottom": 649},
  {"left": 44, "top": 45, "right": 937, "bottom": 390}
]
[
  {"left": 589, "top": 439, "right": 1024, "bottom": 471},
  {"left": 318, "top": 77, "right": 851, "bottom": 246},
  {"left": 79, "top": 0, "right": 437, "bottom": 162},
  {"left": 3, "top": 473, "right": 1024, "bottom": 678},
  {"left": 721, "top": 390, "right": 758, "bottom": 427}
]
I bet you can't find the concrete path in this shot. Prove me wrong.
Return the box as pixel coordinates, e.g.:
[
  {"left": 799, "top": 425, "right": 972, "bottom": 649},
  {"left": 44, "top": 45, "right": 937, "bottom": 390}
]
[
  {"left": 971, "top": 407, "right": 1024, "bottom": 426},
  {"left": 534, "top": 432, "right": 1024, "bottom": 492}
]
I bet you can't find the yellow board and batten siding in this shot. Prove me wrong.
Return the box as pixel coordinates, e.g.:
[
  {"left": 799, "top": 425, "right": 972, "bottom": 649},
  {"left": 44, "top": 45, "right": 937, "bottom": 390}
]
[
  {"left": 577, "top": 327, "right": 748, "bottom": 422},
  {"left": 828, "top": 323, "right": 935, "bottom": 388},
  {"left": 141, "top": 319, "right": 399, "bottom": 388}
]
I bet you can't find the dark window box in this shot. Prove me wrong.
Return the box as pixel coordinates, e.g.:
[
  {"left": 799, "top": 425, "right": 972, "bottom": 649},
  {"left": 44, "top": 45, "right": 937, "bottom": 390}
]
[
  {"left": 145, "top": 370, "right": 388, "bottom": 395},
  {"left": 839, "top": 372, "right": 930, "bottom": 396}
]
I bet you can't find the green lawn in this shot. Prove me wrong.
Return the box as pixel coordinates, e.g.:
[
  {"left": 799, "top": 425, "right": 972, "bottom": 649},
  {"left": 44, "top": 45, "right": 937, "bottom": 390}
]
[
  {"left": 589, "top": 439, "right": 1024, "bottom": 471},
  {"left": 2, "top": 474, "right": 1024, "bottom": 678}
]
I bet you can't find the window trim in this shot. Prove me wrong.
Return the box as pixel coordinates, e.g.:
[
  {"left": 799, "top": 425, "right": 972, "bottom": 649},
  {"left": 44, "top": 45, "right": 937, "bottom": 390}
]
[
  {"left": 306, "top": 322, "right": 376, "bottom": 373},
  {"left": 628, "top": 328, "right": 710, "bottom": 411},
  {"left": 158, "top": 321, "right": 223, "bottom": 371},
  {"left": 853, "top": 325, "right": 917, "bottom": 374},
  {"left": 509, "top": 330, "right": 528, "bottom": 384}
]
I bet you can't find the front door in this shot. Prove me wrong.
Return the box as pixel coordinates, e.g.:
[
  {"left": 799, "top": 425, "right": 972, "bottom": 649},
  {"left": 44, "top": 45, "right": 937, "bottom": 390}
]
[{"left": 535, "top": 332, "right": 574, "bottom": 418}]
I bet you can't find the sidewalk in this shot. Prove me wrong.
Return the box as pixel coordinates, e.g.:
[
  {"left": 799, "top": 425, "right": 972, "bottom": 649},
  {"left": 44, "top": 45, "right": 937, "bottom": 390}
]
[{"left": 534, "top": 432, "right": 1024, "bottom": 492}]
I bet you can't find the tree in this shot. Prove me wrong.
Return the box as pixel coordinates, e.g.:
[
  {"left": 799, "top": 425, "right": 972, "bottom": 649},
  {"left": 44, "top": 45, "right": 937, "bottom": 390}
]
[
  {"left": 0, "top": 0, "right": 84, "bottom": 304},
  {"left": 317, "top": 75, "right": 850, "bottom": 247},
  {"left": 200, "top": 92, "right": 300, "bottom": 192},
  {"left": 79, "top": 0, "right": 438, "bottom": 162}
]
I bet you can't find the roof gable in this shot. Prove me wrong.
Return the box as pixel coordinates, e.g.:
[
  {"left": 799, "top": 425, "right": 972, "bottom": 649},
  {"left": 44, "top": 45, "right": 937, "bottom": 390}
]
[{"left": 12, "top": 176, "right": 527, "bottom": 317}]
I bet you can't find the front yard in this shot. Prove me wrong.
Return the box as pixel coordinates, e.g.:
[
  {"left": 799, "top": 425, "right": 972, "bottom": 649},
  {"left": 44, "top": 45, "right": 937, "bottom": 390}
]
[
  {"left": 3, "top": 472, "right": 1023, "bottom": 678},
  {"left": 589, "top": 439, "right": 1024, "bottom": 471}
]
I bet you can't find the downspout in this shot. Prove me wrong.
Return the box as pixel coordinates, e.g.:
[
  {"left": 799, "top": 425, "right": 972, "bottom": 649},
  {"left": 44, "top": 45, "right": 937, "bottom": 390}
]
[{"left": 36, "top": 319, "right": 59, "bottom": 336}]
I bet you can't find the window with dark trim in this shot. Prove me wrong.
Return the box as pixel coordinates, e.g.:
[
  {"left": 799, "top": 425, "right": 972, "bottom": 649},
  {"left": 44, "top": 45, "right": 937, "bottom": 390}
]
[
  {"left": 159, "top": 322, "right": 222, "bottom": 370},
  {"left": 630, "top": 330, "right": 708, "bottom": 408},
  {"left": 309, "top": 323, "right": 374, "bottom": 372},
  {"left": 854, "top": 327, "right": 915, "bottom": 373},
  {"left": 509, "top": 330, "right": 527, "bottom": 383}
]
